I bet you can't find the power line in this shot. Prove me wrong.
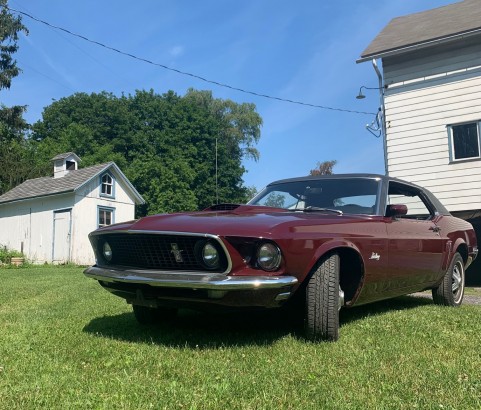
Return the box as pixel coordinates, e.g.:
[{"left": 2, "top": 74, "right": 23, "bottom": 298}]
[{"left": 5, "top": 5, "right": 376, "bottom": 116}]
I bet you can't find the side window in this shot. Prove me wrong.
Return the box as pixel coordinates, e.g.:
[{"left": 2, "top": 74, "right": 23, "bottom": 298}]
[
  {"left": 448, "top": 122, "right": 481, "bottom": 161},
  {"left": 100, "top": 173, "right": 114, "bottom": 197},
  {"left": 98, "top": 207, "right": 115, "bottom": 228},
  {"left": 387, "top": 183, "right": 433, "bottom": 220}
]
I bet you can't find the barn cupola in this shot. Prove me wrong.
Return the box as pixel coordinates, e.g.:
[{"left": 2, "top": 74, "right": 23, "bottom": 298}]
[{"left": 51, "top": 152, "right": 81, "bottom": 178}]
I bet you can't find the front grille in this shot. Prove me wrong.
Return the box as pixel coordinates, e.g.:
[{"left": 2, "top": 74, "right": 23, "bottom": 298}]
[{"left": 94, "top": 233, "right": 228, "bottom": 272}]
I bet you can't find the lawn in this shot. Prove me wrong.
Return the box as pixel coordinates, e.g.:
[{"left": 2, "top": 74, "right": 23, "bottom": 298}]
[{"left": 1, "top": 266, "right": 480, "bottom": 409}]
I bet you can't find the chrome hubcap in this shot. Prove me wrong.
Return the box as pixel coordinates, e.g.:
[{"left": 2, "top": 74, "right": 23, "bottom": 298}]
[
  {"left": 452, "top": 261, "right": 464, "bottom": 303},
  {"left": 339, "top": 287, "right": 345, "bottom": 311}
]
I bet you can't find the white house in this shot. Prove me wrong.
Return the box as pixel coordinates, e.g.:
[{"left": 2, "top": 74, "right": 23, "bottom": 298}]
[
  {"left": 0, "top": 153, "right": 144, "bottom": 265},
  {"left": 358, "top": 0, "right": 481, "bottom": 283}
]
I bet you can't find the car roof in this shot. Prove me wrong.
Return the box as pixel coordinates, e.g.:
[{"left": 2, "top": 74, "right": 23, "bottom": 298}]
[{"left": 268, "top": 173, "right": 396, "bottom": 186}]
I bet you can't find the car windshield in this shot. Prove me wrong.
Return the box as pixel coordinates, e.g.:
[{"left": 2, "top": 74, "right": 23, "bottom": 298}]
[{"left": 248, "top": 177, "right": 380, "bottom": 215}]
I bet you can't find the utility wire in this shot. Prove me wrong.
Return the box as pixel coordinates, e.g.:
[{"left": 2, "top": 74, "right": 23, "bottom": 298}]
[{"left": 5, "top": 5, "right": 376, "bottom": 116}]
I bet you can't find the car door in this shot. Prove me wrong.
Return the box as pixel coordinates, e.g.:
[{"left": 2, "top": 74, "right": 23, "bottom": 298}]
[{"left": 385, "top": 182, "right": 445, "bottom": 291}]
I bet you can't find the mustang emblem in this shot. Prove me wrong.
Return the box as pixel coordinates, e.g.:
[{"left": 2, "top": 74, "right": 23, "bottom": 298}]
[
  {"left": 369, "top": 252, "right": 381, "bottom": 261},
  {"left": 170, "top": 243, "right": 184, "bottom": 263}
]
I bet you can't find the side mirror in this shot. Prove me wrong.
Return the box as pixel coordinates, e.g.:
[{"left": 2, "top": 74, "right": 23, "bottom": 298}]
[{"left": 386, "top": 204, "right": 408, "bottom": 218}]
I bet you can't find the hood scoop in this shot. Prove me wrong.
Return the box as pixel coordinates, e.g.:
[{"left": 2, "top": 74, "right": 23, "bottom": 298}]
[{"left": 205, "top": 203, "right": 241, "bottom": 211}]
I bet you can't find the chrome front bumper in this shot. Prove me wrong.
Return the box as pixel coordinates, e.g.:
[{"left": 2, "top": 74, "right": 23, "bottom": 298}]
[{"left": 84, "top": 266, "right": 298, "bottom": 291}]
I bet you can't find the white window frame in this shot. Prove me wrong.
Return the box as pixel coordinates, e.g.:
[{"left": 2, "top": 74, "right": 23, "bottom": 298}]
[
  {"left": 448, "top": 121, "right": 481, "bottom": 162},
  {"left": 98, "top": 206, "right": 115, "bottom": 228},
  {"left": 100, "top": 172, "right": 115, "bottom": 198}
]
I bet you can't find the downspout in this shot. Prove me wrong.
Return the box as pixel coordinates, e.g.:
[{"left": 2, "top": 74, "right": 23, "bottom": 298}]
[{"left": 372, "top": 59, "right": 388, "bottom": 176}]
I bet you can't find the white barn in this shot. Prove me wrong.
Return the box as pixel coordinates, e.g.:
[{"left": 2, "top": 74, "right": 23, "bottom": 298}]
[
  {"left": 358, "top": 0, "right": 481, "bottom": 283},
  {"left": 0, "top": 153, "right": 144, "bottom": 265}
]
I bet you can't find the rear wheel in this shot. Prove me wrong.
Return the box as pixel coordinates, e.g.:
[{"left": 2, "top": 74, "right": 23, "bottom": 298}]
[
  {"left": 432, "top": 252, "right": 465, "bottom": 307},
  {"left": 132, "top": 305, "right": 177, "bottom": 325},
  {"left": 305, "top": 253, "right": 343, "bottom": 341}
]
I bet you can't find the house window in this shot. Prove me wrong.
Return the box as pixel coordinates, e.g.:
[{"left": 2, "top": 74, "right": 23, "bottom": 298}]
[
  {"left": 100, "top": 173, "right": 114, "bottom": 197},
  {"left": 98, "top": 207, "right": 115, "bottom": 228},
  {"left": 449, "top": 122, "right": 481, "bottom": 161}
]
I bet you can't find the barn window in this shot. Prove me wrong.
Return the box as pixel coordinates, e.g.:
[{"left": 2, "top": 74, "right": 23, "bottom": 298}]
[
  {"left": 100, "top": 173, "right": 114, "bottom": 197},
  {"left": 449, "top": 122, "right": 481, "bottom": 161},
  {"left": 98, "top": 207, "right": 115, "bottom": 228}
]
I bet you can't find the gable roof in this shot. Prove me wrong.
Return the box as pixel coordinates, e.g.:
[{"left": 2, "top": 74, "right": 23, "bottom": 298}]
[
  {"left": 359, "top": 0, "right": 481, "bottom": 62},
  {"left": 51, "top": 152, "right": 81, "bottom": 162},
  {"left": 0, "top": 162, "right": 144, "bottom": 205}
]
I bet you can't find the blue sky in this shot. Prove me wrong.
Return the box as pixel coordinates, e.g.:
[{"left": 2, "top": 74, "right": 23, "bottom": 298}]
[{"left": 3, "top": 0, "right": 455, "bottom": 190}]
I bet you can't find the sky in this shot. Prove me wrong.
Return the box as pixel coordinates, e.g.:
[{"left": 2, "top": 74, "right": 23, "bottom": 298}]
[{"left": 2, "top": 0, "right": 456, "bottom": 190}]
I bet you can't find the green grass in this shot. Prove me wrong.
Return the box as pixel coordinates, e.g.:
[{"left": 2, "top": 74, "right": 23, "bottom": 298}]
[{"left": 1, "top": 266, "right": 481, "bottom": 409}]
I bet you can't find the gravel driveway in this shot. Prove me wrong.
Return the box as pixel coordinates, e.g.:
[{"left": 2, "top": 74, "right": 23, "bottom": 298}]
[{"left": 412, "top": 289, "right": 481, "bottom": 305}]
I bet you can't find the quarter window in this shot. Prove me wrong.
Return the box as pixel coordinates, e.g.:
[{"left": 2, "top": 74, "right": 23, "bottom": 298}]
[
  {"left": 387, "top": 182, "right": 433, "bottom": 220},
  {"left": 98, "top": 207, "right": 114, "bottom": 227},
  {"left": 101, "top": 173, "right": 114, "bottom": 196},
  {"left": 449, "top": 122, "right": 481, "bottom": 161}
]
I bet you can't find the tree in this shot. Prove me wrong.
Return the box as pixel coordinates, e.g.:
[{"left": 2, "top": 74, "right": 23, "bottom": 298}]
[
  {"left": 32, "top": 89, "right": 263, "bottom": 215},
  {"left": 309, "top": 160, "right": 337, "bottom": 176},
  {"left": 0, "top": 1, "right": 31, "bottom": 194}
]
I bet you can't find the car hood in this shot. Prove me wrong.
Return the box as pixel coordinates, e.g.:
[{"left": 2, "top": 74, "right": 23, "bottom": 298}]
[{"left": 98, "top": 205, "right": 374, "bottom": 238}]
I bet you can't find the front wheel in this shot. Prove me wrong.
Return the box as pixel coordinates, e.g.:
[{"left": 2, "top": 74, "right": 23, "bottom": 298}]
[
  {"left": 305, "top": 253, "right": 343, "bottom": 341},
  {"left": 432, "top": 252, "right": 465, "bottom": 307}
]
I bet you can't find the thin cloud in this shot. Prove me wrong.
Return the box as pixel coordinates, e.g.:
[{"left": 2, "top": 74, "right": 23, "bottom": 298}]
[{"left": 169, "top": 45, "right": 184, "bottom": 58}]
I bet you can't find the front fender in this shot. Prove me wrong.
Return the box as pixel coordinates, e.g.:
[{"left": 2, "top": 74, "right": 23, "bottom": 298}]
[{"left": 304, "top": 239, "right": 364, "bottom": 278}]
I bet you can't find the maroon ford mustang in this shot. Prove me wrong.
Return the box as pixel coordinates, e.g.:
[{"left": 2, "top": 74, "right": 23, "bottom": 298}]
[{"left": 84, "top": 174, "right": 477, "bottom": 341}]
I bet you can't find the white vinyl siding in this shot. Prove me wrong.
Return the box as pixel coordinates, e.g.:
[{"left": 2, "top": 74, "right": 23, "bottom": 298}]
[{"left": 382, "top": 41, "right": 481, "bottom": 212}]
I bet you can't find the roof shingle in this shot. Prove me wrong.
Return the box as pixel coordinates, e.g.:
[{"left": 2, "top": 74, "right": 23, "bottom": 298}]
[
  {"left": 360, "top": 0, "right": 481, "bottom": 61},
  {"left": 0, "top": 163, "right": 112, "bottom": 205}
]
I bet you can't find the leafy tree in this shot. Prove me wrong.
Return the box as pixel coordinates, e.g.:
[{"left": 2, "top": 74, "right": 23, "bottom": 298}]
[
  {"left": 264, "top": 193, "right": 285, "bottom": 208},
  {"left": 309, "top": 160, "right": 337, "bottom": 176},
  {"left": 32, "top": 89, "right": 263, "bottom": 215},
  {"left": 245, "top": 186, "right": 258, "bottom": 201},
  {"left": 0, "top": 1, "right": 31, "bottom": 194},
  {"left": 0, "top": 1, "right": 27, "bottom": 92}
]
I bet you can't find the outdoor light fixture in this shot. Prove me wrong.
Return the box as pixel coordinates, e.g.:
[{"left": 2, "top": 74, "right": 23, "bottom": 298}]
[
  {"left": 356, "top": 85, "right": 379, "bottom": 100},
  {"left": 356, "top": 59, "right": 388, "bottom": 177},
  {"left": 356, "top": 86, "right": 367, "bottom": 99}
]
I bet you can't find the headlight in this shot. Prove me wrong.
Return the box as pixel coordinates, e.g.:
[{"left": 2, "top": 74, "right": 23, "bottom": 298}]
[
  {"left": 102, "top": 242, "right": 113, "bottom": 262},
  {"left": 257, "top": 242, "right": 281, "bottom": 271},
  {"left": 202, "top": 242, "right": 220, "bottom": 269}
]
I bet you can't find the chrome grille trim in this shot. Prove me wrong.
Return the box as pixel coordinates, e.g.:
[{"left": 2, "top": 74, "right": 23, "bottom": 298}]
[{"left": 90, "top": 230, "right": 233, "bottom": 273}]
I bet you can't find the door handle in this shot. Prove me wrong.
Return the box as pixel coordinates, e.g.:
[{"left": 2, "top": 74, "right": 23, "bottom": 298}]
[{"left": 429, "top": 226, "right": 441, "bottom": 233}]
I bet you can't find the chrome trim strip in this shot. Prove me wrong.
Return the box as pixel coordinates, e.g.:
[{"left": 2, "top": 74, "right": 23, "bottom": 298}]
[
  {"left": 84, "top": 266, "right": 298, "bottom": 291},
  {"left": 89, "top": 229, "right": 233, "bottom": 274}
]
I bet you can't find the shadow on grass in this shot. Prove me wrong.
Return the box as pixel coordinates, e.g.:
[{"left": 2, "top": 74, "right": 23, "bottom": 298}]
[
  {"left": 83, "top": 295, "right": 434, "bottom": 348},
  {"left": 340, "top": 294, "right": 433, "bottom": 325},
  {"left": 83, "top": 308, "right": 298, "bottom": 348}
]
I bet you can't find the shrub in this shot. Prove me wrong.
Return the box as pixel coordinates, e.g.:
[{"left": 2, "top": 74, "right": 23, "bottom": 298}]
[{"left": 0, "top": 245, "right": 24, "bottom": 264}]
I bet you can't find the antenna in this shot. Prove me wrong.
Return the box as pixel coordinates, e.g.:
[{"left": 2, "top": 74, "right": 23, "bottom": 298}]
[{"left": 215, "top": 137, "right": 219, "bottom": 204}]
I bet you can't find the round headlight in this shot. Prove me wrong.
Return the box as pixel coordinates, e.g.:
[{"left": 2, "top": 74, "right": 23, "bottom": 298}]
[
  {"left": 257, "top": 242, "right": 281, "bottom": 271},
  {"left": 102, "top": 242, "right": 113, "bottom": 262},
  {"left": 202, "top": 242, "right": 219, "bottom": 269}
]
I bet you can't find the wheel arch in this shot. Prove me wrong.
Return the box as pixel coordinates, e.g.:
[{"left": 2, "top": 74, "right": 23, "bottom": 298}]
[
  {"left": 304, "top": 241, "right": 365, "bottom": 306},
  {"left": 454, "top": 240, "right": 469, "bottom": 265}
]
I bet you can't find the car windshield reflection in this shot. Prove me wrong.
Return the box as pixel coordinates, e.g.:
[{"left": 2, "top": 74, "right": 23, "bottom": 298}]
[{"left": 248, "top": 177, "right": 380, "bottom": 215}]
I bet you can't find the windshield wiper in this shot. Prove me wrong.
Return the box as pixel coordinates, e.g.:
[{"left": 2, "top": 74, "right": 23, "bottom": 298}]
[{"left": 290, "top": 206, "right": 343, "bottom": 215}]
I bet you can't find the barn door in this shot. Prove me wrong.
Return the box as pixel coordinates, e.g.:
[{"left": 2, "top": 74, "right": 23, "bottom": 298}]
[{"left": 53, "top": 209, "right": 72, "bottom": 263}]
